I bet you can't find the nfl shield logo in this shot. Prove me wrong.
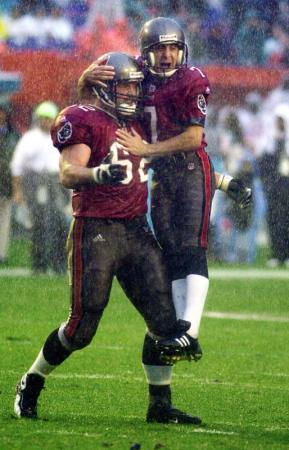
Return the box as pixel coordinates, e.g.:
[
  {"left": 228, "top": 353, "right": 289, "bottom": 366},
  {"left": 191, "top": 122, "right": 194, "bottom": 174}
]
[
  {"left": 148, "top": 84, "right": 156, "bottom": 94},
  {"left": 188, "top": 162, "right": 195, "bottom": 170}
]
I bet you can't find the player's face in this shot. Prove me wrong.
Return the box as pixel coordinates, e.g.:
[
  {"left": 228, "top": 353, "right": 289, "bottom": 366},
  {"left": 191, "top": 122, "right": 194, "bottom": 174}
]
[
  {"left": 152, "top": 43, "right": 179, "bottom": 72},
  {"left": 115, "top": 81, "right": 141, "bottom": 117},
  {"left": 116, "top": 81, "right": 139, "bottom": 105}
]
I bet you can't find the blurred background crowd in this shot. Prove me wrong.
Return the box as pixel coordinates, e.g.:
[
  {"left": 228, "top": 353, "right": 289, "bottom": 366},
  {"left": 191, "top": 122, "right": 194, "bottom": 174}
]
[
  {"left": 0, "top": 0, "right": 289, "bottom": 67},
  {"left": 0, "top": 0, "right": 289, "bottom": 271},
  {"left": 206, "top": 77, "right": 289, "bottom": 267}
]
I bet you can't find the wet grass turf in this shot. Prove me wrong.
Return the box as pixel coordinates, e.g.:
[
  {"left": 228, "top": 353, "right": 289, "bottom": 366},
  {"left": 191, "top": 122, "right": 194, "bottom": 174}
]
[{"left": 0, "top": 269, "right": 289, "bottom": 449}]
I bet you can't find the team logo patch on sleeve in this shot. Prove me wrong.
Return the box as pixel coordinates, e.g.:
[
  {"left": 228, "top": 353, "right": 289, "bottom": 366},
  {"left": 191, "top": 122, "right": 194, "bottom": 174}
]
[
  {"left": 197, "top": 94, "right": 207, "bottom": 115},
  {"left": 57, "top": 121, "right": 72, "bottom": 143}
]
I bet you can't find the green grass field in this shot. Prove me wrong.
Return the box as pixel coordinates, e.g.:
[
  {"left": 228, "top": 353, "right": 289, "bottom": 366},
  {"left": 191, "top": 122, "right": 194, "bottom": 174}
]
[{"left": 1, "top": 239, "right": 289, "bottom": 449}]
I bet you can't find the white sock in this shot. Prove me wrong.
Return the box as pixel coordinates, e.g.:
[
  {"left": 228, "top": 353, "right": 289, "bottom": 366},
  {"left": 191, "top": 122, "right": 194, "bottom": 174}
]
[
  {"left": 183, "top": 274, "right": 209, "bottom": 339},
  {"left": 27, "top": 349, "right": 56, "bottom": 378},
  {"left": 142, "top": 364, "right": 173, "bottom": 385},
  {"left": 171, "top": 278, "right": 186, "bottom": 319}
]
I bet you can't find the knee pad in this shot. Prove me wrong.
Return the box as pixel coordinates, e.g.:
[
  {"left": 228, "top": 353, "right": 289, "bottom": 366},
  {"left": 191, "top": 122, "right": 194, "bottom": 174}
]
[
  {"left": 168, "top": 248, "right": 208, "bottom": 280},
  {"left": 59, "top": 311, "right": 103, "bottom": 352}
]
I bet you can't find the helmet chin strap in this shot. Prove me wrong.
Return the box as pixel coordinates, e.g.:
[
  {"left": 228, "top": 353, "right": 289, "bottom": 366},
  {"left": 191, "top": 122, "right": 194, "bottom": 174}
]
[
  {"left": 91, "top": 86, "right": 139, "bottom": 119},
  {"left": 148, "top": 67, "right": 178, "bottom": 78},
  {"left": 147, "top": 48, "right": 183, "bottom": 78},
  {"left": 117, "top": 103, "right": 137, "bottom": 116}
]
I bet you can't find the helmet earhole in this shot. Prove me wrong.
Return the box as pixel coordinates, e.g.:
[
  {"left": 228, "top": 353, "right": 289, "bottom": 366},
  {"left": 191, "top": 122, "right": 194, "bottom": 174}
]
[
  {"left": 177, "top": 49, "right": 184, "bottom": 66},
  {"left": 148, "top": 51, "right": 155, "bottom": 67}
]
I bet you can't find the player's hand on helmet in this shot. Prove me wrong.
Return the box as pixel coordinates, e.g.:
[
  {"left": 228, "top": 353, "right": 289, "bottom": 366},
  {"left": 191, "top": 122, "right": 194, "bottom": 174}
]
[
  {"left": 77, "top": 55, "right": 115, "bottom": 98},
  {"left": 92, "top": 163, "right": 126, "bottom": 184},
  {"left": 227, "top": 178, "right": 252, "bottom": 209}
]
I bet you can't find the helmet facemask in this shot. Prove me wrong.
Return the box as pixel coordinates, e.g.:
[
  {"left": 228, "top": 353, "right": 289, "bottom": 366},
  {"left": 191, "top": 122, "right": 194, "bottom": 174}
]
[
  {"left": 93, "top": 80, "right": 143, "bottom": 119},
  {"left": 91, "top": 53, "right": 144, "bottom": 120},
  {"left": 114, "top": 80, "right": 143, "bottom": 118},
  {"left": 146, "top": 43, "right": 186, "bottom": 78}
]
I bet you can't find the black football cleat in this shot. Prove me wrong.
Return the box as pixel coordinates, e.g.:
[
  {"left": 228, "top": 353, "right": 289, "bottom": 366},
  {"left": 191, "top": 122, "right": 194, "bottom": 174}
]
[
  {"left": 156, "top": 333, "right": 203, "bottom": 363},
  {"left": 147, "top": 401, "right": 202, "bottom": 425},
  {"left": 14, "top": 373, "right": 45, "bottom": 419}
]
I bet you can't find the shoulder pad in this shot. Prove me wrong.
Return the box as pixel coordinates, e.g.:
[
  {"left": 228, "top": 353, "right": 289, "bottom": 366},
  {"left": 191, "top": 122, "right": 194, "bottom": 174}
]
[{"left": 184, "top": 66, "right": 210, "bottom": 94}]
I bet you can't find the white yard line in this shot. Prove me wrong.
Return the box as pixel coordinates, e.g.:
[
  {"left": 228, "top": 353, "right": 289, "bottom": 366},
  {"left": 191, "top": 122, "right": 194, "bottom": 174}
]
[
  {"left": 33, "top": 430, "right": 103, "bottom": 438},
  {"left": 32, "top": 427, "right": 236, "bottom": 437},
  {"left": 209, "top": 268, "right": 289, "bottom": 279},
  {"left": 6, "top": 369, "right": 289, "bottom": 391},
  {"left": 33, "top": 372, "right": 287, "bottom": 392},
  {"left": 172, "top": 376, "right": 289, "bottom": 391},
  {"left": 30, "top": 424, "right": 289, "bottom": 436},
  {"left": 242, "top": 370, "right": 289, "bottom": 378},
  {"left": 6, "top": 368, "right": 289, "bottom": 381},
  {"left": 190, "top": 428, "right": 236, "bottom": 435},
  {"left": 204, "top": 311, "right": 289, "bottom": 323},
  {"left": 1, "top": 267, "right": 289, "bottom": 279},
  {"left": 215, "top": 421, "right": 289, "bottom": 432},
  {"left": 0, "top": 268, "right": 31, "bottom": 277},
  {"left": 50, "top": 373, "right": 144, "bottom": 382}
]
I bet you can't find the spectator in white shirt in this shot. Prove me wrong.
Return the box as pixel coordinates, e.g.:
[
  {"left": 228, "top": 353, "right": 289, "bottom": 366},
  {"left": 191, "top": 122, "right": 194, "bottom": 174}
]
[{"left": 10, "top": 101, "right": 70, "bottom": 274}]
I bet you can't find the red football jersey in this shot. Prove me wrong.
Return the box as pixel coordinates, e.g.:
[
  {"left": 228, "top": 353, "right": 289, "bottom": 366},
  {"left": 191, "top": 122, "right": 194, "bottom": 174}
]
[
  {"left": 142, "top": 65, "right": 210, "bottom": 148},
  {"left": 51, "top": 104, "right": 150, "bottom": 219}
]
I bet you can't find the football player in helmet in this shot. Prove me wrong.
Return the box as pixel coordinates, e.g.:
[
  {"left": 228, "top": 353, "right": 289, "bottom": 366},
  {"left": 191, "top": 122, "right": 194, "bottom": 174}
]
[
  {"left": 79, "top": 52, "right": 144, "bottom": 121},
  {"left": 140, "top": 16, "right": 188, "bottom": 78},
  {"left": 116, "top": 17, "right": 252, "bottom": 358},
  {"left": 14, "top": 52, "right": 201, "bottom": 425}
]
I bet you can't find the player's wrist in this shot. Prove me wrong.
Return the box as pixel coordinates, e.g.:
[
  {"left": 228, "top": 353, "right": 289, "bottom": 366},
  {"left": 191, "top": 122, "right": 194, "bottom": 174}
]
[
  {"left": 217, "top": 174, "right": 233, "bottom": 192},
  {"left": 91, "top": 166, "right": 105, "bottom": 184},
  {"left": 91, "top": 164, "right": 125, "bottom": 185}
]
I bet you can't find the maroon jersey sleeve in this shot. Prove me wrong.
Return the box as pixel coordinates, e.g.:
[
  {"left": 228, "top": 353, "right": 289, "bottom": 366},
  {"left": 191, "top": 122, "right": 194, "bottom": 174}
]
[
  {"left": 51, "top": 104, "right": 95, "bottom": 152},
  {"left": 173, "top": 66, "right": 210, "bottom": 128}
]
